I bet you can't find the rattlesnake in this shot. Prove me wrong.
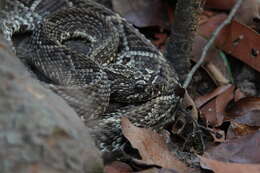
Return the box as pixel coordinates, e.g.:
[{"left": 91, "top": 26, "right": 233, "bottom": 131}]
[{"left": 0, "top": 0, "right": 181, "bottom": 151}]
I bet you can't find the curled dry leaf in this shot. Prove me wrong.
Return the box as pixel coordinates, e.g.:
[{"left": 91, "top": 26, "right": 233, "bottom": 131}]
[
  {"left": 203, "top": 131, "right": 260, "bottom": 164},
  {"left": 200, "top": 156, "right": 260, "bottom": 173},
  {"left": 225, "top": 97, "right": 260, "bottom": 138},
  {"left": 226, "top": 97, "right": 260, "bottom": 119},
  {"left": 121, "top": 117, "right": 191, "bottom": 173},
  {"left": 195, "top": 84, "right": 233, "bottom": 108},
  {"left": 199, "top": 85, "right": 234, "bottom": 126}
]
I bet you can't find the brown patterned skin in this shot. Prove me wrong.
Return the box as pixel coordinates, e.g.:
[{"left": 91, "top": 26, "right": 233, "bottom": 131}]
[{"left": 0, "top": 0, "right": 180, "bottom": 151}]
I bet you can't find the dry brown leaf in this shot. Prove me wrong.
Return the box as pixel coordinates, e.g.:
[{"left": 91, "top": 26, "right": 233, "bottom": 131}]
[
  {"left": 200, "top": 156, "right": 260, "bottom": 173},
  {"left": 200, "top": 16, "right": 260, "bottom": 72},
  {"left": 195, "top": 84, "right": 233, "bottom": 108},
  {"left": 224, "top": 97, "right": 260, "bottom": 138},
  {"left": 200, "top": 85, "right": 234, "bottom": 126},
  {"left": 226, "top": 97, "right": 260, "bottom": 119},
  {"left": 226, "top": 110, "right": 260, "bottom": 139},
  {"left": 121, "top": 117, "right": 191, "bottom": 173},
  {"left": 204, "top": 131, "right": 260, "bottom": 163}
]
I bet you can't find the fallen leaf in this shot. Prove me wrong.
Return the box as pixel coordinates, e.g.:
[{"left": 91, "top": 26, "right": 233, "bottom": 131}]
[
  {"left": 200, "top": 16, "right": 260, "bottom": 72},
  {"left": 121, "top": 117, "right": 191, "bottom": 173},
  {"left": 224, "top": 97, "right": 260, "bottom": 138},
  {"left": 200, "top": 156, "right": 260, "bottom": 173},
  {"left": 200, "top": 85, "right": 234, "bottom": 126},
  {"left": 204, "top": 131, "right": 260, "bottom": 163},
  {"left": 195, "top": 84, "right": 232, "bottom": 108},
  {"left": 226, "top": 109, "right": 260, "bottom": 139},
  {"left": 226, "top": 97, "right": 260, "bottom": 119}
]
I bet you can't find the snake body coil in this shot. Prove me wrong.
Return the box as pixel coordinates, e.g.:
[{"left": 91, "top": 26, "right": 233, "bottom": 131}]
[{"left": 0, "top": 0, "right": 180, "bottom": 151}]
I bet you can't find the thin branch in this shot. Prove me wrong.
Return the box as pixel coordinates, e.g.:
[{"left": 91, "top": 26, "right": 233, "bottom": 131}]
[{"left": 183, "top": 0, "right": 244, "bottom": 89}]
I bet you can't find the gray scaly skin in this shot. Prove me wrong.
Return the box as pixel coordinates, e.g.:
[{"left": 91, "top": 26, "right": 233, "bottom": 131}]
[{"left": 0, "top": 0, "right": 181, "bottom": 152}]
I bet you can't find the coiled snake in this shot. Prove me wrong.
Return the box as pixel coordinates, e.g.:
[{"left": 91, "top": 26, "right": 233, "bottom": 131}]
[{"left": 1, "top": 0, "right": 180, "bottom": 151}]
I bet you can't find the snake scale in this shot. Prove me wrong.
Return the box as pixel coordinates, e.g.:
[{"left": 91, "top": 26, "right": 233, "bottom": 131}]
[{"left": 0, "top": 0, "right": 181, "bottom": 152}]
